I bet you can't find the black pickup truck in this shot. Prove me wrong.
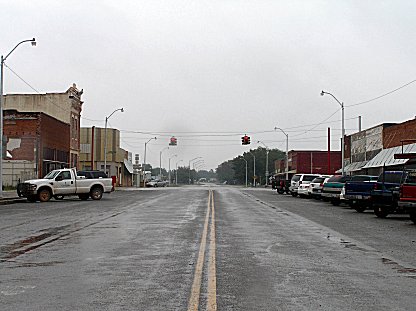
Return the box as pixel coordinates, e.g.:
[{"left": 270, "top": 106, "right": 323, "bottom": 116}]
[
  {"left": 371, "top": 171, "right": 407, "bottom": 218},
  {"left": 344, "top": 175, "right": 379, "bottom": 212}
]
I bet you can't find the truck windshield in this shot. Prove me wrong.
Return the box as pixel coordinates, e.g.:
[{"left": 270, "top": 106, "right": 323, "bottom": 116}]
[{"left": 44, "top": 170, "right": 60, "bottom": 179}]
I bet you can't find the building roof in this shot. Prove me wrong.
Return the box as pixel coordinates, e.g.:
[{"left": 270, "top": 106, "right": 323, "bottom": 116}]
[{"left": 362, "top": 143, "right": 416, "bottom": 169}]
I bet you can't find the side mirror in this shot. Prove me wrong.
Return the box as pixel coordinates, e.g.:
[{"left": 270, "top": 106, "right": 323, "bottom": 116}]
[{"left": 55, "top": 175, "right": 63, "bottom": 181}]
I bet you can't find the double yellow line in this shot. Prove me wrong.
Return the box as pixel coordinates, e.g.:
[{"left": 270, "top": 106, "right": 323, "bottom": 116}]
[{"left": 188, "top": 189, "right": 217, "bottom": 311}]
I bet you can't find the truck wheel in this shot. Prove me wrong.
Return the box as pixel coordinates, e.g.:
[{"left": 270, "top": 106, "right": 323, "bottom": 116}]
[
  {"left": 410, "top": 211, "right": 416, "bottom": 224},
  {"left": 277, "top": 189, "right": 284, "bottom": 194},
  {"left": 38, "top": 189, "right": 52, "bottom": 202},
  {"left": 374, "top": 206, "right": 389, "bottom": 218},
  {"left": 78, "top": 194, "right": 89, "bottom": 200},
  {"left": 90, "top": 187, "right": 103, "bottom": 200},
  {"left": 291, "top": 192, "right": 297, "bottom": 197}
]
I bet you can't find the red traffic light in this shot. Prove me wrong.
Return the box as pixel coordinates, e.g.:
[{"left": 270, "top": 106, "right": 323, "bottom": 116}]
[
  {"left": 241, "top": 135, "right": 250, "bottom": 145},
  {"left": 169, "top": 136, "right": 177, "bottom": 146}
]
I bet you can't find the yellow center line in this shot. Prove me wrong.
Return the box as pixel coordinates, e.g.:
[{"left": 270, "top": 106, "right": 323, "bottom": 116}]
[
  {"left": 187, "top": 190, "right": 218, "bottom": 311},
  {"left": 207, "top": 190, "right": 217, "bottom": 311},
  {"left": 188, "top": 190, "right": 212, "bottom": 311}
]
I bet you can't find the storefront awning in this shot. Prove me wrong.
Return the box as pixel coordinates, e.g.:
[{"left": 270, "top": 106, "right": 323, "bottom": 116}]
[
  {"left": 362, "top": 143, "right": 416, "bottom": 169},
  {"left": 123, "top": 159, "right": 134, "bottom": 174},
  {"left": 335, "top": 161, "right": 368, "bottom": 174}
]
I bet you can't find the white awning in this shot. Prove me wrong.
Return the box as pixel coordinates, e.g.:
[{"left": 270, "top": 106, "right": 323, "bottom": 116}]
[
  {"left": 123, "top": 159, "right": 134, "bottom": 174},
  {"left": 362, "top": 143, "right": 416, "bottom": 169}
]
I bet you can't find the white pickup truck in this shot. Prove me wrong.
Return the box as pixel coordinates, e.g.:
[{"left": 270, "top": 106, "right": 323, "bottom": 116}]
[{"left": 18, "top": 168, "right": 114, "bottom": 202}]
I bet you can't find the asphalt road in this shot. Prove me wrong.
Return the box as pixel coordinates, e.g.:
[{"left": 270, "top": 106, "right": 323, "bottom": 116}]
[{"left": 1, "top": 185, "right": 415, "bottom": 310}]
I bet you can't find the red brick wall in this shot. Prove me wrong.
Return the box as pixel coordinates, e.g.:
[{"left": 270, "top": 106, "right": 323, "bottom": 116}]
[{"left": 383, "top": 118, "right": 416, "bottom": 149}]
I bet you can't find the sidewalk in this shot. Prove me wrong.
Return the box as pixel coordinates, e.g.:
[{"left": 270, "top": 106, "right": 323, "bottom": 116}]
[{"left": 0, "top": 190, "right": 26, "bottom": 205}]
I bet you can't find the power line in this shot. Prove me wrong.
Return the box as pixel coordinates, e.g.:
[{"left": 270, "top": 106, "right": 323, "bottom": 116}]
[
  {"left": 348, "top": 78, "right": 416, "bottom": 108},
  {"left": 4, "top": 63, "right": 103, "bottom": 122}
]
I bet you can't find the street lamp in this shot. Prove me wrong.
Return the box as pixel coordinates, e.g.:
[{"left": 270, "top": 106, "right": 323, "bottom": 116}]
[
  {"left": 248, "top": 151, "right": 256, "bottom": 187},
  {"left": 0, "top": 38, "right": 36, "bottom": 198},
  {"left": 241, "top": 156, "right": 248, "bottom": 187},
  {"left": 104, "top": 108, "right": 124, "bottom": 175},
  {"left": 168, "top": 154, "right": 177, "bottom": 186},
  {"left": 189, "top": 157, "right": 202, "bottom": 184},
  {"left": 143, "top": 137, "right": 157, "bottom": 185},
  {"left": 257, "top": 140, "right": 269, "bottom": 186},
  {"left": 275, "top": 127, "right": 289, "bottom": 180},
  {"left": 321, "top": 90, "right": 345, "bottom": 175},
  {"left": 159, "top": 146, "right": 169, "bottom": 179},
  {"left": 175, "top": 159, "right": 183, "bottom": 185}
]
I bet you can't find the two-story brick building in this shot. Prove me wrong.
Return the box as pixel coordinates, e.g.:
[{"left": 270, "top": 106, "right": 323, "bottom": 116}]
[{"left": 2, "top": 84, "right": 83, "bottom": 186}]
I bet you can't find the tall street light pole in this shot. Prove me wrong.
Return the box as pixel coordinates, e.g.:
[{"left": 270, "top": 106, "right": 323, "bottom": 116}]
[
  {"left": 0, "top": 38, "right": 36, "bottom": 198},
  {"left": 189, "top": 157, "right": 202, "bottom": 184},
  {"left": 143, "top": 137, "right": 157, "bottom": 185},
  {"left": 275, "top": 127, "right": 289, "bottom": 180},
  {"left": 248, "top": 151, "right": 256, "bottom": 187},
  {"left": 321, "top": 90, "right": 345, "bottom": 175},
  {"left": 159, "top": 146, "right": 169, "bottom": 179},
  {"left": 242, "top": 156, "right": 248, "bottom": 187},
  {"left": 257, "top": 140, "right": 269, "bottom": 186},
  {"left": 168, "top": 154, "right": 177, "bottom": 186},
  {"left": 175, "top": 159, "right": 183, "bottom": 185},
  {"left": 104, "top": 108, "right": 124, "bottom": 176}
]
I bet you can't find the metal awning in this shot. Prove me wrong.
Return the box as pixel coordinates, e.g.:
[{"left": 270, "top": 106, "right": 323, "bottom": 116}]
[
  {"left": 362, "top": 143, "right": 416, "bottom": 169},
  {"left": 335, "top": 161, "right": 368, "bottom": 173},
  {"left": 123, "top": 159, "right": 134, "bottom": 174}
]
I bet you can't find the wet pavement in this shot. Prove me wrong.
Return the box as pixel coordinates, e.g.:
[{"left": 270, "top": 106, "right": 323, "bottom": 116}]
[{"left": 1, "top": 186, "right": 415, "bottom": 310}]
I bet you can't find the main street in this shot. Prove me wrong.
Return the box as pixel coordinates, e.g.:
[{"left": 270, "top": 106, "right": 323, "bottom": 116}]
[{"left": 1, "top": 186, "right": 415, "bottom": 310}]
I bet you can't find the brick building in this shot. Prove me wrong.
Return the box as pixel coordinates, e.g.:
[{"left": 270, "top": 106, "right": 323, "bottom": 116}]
[
  {"left": 3, "top": 84, "right": 83, "bottom": 168},
  {"left": 343, "top": 117, "right": 416, "bottom": 175},
  {"left": 3, "top": 110, "right": 70, "bottom": 186},
  {"left": 275, "top": 150, "right": 341, "bottom": 178}
]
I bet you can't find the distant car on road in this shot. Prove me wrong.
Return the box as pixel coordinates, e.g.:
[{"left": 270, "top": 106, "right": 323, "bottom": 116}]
[{"left": 146, "top": 180, "right": 167, "bottom": 187}]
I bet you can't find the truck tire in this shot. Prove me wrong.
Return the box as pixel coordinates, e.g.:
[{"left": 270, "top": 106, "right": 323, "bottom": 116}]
[
  {"left": 38, "top": 188, "right": 52, "bottom": 202},
  {"left": 90, "top": 186, "right": 103, "bottom": 200},
  {"left": 374, "top": 206, "right": 389, "bottom": 218},
  {"left": 78, "top": 194, "right": 89, "bottom": 200},
  {"left": 410, "top": 211, "right": 416, "bottom": 224},
  {"left": 291, "top": 191, "right": 297, "bottom": 197},
  {"left": 277, "top": 189, "right": 284, "bottom": 194}
]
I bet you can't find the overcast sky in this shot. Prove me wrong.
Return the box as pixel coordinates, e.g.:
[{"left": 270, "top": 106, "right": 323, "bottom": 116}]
[{"left": 1, "top": 0, "right": 415, "bottom": 170}]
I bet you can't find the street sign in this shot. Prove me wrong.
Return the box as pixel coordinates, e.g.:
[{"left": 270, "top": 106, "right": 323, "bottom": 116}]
[{"left": 394, "top": 153, "right": 416, "bottom": 159}]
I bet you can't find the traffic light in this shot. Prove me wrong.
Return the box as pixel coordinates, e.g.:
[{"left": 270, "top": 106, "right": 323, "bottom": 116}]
[
  {"left": 169, "top": 136, "right": 177, "bottom": 146},
  {"left": 241, "top": 135, "right": 251, "bottom": 145}
]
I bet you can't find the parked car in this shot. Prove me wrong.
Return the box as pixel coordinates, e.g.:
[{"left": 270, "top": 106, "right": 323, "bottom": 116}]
[
  {"left": 17, "top": 168, "right": 114, "bottom": 202},
  {"left": 146, "top": 179, "right": 167, "bottom": 187},
  {"left": 273, "top": 175, "right": 291, "bottom": 194},
  {"left": 371, "top": 171, "right": 407, "bottom": 218},
  {"left": 289, "top": 174, "right": 320, "bottom": 197},
  {"left": 398, "top": 170, "right": 416, "bottom": 223},
  {"left": 308, "top": 176, "right": 332, "bottom": 199},
  {"left": 343, "top": 175, "right": 379, "bottom": 212},
  {"left": 321, "top": 175, "right": 352, "bottom": 205}
]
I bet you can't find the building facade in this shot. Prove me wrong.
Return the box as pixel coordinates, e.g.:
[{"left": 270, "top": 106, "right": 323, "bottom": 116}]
[
  {"left": 3, "top": 84, "right": 83, "bottom": 168},
  {"left": 80, "top": 127, "right": 134, "bottom": 186},
  {"left": 275, "top": 150, "right": 342, "bottom": 177},
  {"left": 3, "top": 110, "right": 70, "bottom": 186}
]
